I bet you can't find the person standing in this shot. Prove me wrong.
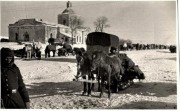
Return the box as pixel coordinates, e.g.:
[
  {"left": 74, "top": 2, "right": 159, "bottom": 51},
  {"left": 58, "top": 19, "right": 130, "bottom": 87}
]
[
  {"left": 35, "top": 42, "right": 42, "bottom": 60},
  {"left": 25, "top": 44, "right": 32, "bottom": 59},
  {"left": 123, "top": 42, "right": 128, "bottom": 51},
  {"left": 1, "top": 48, "right": 30, "bottom": 109}
]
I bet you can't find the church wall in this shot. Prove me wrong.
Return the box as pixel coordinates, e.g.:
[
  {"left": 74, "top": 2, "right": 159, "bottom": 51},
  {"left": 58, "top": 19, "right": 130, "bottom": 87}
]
[
  {"left": 34, "top": 25, "right": 46, "bottom": 43},
  {"left": 18, "top": 26, "right": 36, "bottom": 41},
  {"left": 9, "top": 26, "right": 19, "bottom": 41},
  {"left": 9, "top": 25, "right": 46, "bottom": 43}
]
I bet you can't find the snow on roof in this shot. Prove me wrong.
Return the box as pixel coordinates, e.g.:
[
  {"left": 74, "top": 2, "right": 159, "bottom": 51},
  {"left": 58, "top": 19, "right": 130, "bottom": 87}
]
[
  {"left": 0, "top": 36, "right": 9, "bottom": 39},
  {"left": 35, "top": 19, "right": 69, "bottom": 28}
]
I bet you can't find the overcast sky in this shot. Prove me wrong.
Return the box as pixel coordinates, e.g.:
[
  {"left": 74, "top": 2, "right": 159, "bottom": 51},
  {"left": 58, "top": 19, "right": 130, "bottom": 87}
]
[{"left": 0, "top": 0, "right": 176, "bottom": 44}]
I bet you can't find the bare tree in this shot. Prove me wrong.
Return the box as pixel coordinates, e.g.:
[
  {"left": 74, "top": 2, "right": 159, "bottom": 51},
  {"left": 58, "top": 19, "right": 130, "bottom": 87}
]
[
  {"left": 94, "top": 16, "right": 110, "bottom": 32},
  {"left": 69, "top": 15, "right": 84, "bottom": 44}
]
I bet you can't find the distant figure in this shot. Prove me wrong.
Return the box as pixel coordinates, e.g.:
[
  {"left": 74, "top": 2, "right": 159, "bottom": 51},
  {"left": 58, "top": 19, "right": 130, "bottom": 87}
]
[
  {"left": 136, "top": 43, "right": 139, "bottom": 50},
  {"left": 109, "top": 47, "right": 118, "bottom": 57},
  {"left": 32, "top": 42, "right": 36, "bottom": 57},
  {"left": 1, "top": 48, "right": 30, "bottom": 109},
  {"left": 35, "top": 42, "right": 42, "bottom": 60},
  {"left": 25, "top": 44, "right": 32, "bottom": 59},
  {"left": 123, "top": 42, "right": 127, "bottom": 51},
  {"left": 169, "top": 45, "right": 176, "bottom": 53}
]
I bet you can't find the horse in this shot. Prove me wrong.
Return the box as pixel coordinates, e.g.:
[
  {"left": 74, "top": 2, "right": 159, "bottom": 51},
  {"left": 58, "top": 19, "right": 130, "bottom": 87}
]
[
  {"left": 45, "top": 44, "right": 56, "bottom": 58},
  {"left": 75, "top": 51, "right": 95, "bottom": 96},
  {"left": 91, "top": 51, "right": 124, "bottom": 98}
]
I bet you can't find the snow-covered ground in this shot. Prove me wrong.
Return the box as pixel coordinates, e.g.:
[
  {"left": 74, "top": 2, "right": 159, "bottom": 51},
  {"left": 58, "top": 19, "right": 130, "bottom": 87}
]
[{"left": 1, "top": 42, "right": 177, "bottom": 109}]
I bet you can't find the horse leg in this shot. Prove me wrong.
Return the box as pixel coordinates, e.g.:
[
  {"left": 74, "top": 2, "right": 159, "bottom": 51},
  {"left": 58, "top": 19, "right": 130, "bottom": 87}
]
[
  {"left": 87, "top": 83, "right": 91, "bottom": 96},
  {"left": 113, "top": 74, "right": 119, "bottom": 93},
  {"left": 53, "top": 50, "right": 56, "bottom": 57},
  {"left": 91, "top": 73, "right": 95, "bottom": 91},
  {"left": 108, "top": 71, "right": 111, "bottom": 98},
  {"left": 82, "top": 76, "right": 87, "bottom": 95},
  {"left": 99, "top": 77, "right": 104, "bottom": 98},
  {"left": 82, "top": 82, "right": 87, "bottom": 95},
  {"left": 30, "top": 51, "right": 32, "bottom": 58},
  {"left": 87, "top": 74, "right": 92, "bottom": 96},
  {"left": 98, "top": 75, "right": 101, "bottom": 92},
  {"left": 48, "top": 51, "right": 50, "bottom": 57},
  {"left": 45, "top": 52, "right": 47, "bottom": 58}
]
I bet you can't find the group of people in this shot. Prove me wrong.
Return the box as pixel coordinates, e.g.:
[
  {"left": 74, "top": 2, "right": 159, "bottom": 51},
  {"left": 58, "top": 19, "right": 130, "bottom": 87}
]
[{"left": 24, "top": 42, "right": 42, "bottom": 59}]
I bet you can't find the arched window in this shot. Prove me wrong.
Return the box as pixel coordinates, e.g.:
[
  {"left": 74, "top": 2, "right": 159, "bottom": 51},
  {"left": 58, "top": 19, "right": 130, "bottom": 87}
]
[
  {"left": 63, "top": 20, "right": 66, "bottom": 25},
  {"left": 77, "top": 36, "right": 78, "bottom": 43},
  {"left": 79, "top": 36, "right": 81, "bottom": 43},
  {"left": 24, "top": 32, "right": 29, "bottom": 41},
  {"left": 15, "top": 33, "right": 18, "bottom": 41}
]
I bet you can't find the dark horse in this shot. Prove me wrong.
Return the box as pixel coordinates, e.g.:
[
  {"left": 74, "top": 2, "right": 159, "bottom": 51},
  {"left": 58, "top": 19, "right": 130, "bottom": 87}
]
[
  {"left": 75, "top": 51, "right": 95, "bottom": 96},
  {"left": 91, "top": 51, "right": 124, "bottom": 98},
  {"left": 45, "top": 44, "right": 56, "bottom": 58}
]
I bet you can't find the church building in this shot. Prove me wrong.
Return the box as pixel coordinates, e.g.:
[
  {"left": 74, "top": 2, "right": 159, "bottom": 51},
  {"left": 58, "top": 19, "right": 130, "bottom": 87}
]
[{"left": 8, "top": 1, "right": 87, "bottom": 45}]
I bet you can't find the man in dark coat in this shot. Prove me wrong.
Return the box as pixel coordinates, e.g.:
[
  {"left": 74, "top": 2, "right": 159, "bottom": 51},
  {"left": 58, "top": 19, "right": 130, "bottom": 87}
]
[
  {"left": 109, "top": 47, "right": 145, "bottom": 81},
  {"left": 1, "top": 48, "right": 30, "bottom": 109}
]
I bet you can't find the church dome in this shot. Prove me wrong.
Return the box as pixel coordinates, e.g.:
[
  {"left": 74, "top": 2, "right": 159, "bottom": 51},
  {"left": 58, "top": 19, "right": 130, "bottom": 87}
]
[
  {"left": 62, "top": 1, "right": 75, "bottom": 14},
  {"left": 62, "top": 8, "right": 75, "bottom": 14}
]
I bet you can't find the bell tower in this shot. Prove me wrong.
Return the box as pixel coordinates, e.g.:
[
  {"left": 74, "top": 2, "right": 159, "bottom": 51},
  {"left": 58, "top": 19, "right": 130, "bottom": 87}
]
[{"left": 58, "top": 1, "right": 75, "bottom": 26}]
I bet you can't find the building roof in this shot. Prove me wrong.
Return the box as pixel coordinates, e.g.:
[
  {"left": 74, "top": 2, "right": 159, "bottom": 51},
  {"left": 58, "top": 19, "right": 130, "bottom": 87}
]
[
  {"left": 36, "top": 19, "right": 70, "bottom": 28},
  {"left": 9, "top": 18, "right": 70, "bottom": 29},
  {"left": 62, "top": 8, "right": 75, "bottom": 14},
  {"left": 60, "top": 31, "right": 72, "bottom": 38}
]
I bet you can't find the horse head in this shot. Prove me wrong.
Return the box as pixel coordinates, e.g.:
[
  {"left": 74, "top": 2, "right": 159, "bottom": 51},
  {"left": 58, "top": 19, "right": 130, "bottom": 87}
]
[
  {"left": 91, "top": 51, "right": 106, "bottom": 71},
  {"left": 75, "top": 52, "right": 91, "bottom": 79}
]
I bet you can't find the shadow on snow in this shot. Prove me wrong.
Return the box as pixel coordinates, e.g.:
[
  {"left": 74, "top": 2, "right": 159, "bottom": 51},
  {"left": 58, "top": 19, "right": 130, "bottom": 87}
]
[
  {"left": 20, "top": 57, "right": 77, "bottom": 63},
  {"left": 118, "top": 82, "right": 176, "bottom": 97},
  {"left": 109, "top": 101, "right": 177, "bottom": 109},
  {"left": 27, "top": 81, "right": 176, "bottom": 99}
]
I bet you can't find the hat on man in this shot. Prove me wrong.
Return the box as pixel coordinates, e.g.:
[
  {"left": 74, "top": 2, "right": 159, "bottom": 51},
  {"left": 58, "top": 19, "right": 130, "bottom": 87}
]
[
  {"left": 1, "top": 48, "right": 15, "bottom": 67},
  {"left": 1, "top": 48, "right": 14, "bottom": 57}
]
